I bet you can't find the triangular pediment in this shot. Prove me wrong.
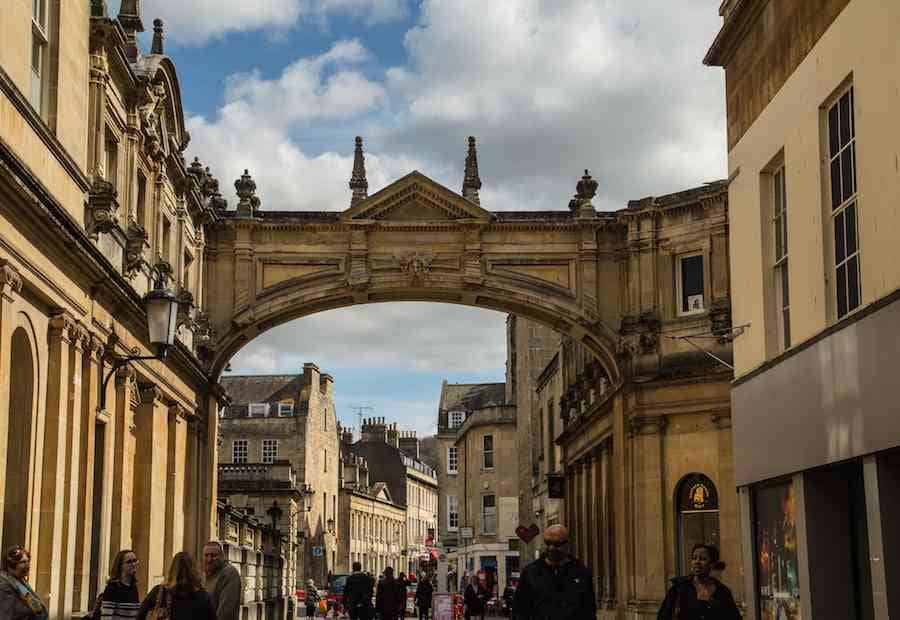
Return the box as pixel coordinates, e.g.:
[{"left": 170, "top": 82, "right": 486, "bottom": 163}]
[{"left": 340, "top": 171, "right": 492, "bottom": 223}]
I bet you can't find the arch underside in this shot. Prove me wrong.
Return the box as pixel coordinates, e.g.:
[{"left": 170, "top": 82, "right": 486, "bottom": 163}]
[{"left": 211, "top": 273, "right": 622, "bottom": 384}]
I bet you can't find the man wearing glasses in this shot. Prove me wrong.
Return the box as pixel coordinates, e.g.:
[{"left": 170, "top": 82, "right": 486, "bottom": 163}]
[{"left": 511, "top": 525, "right": 596, "bottom": 620}]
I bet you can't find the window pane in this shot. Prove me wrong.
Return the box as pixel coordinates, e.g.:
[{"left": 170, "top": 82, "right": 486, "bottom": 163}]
[
  {"left": 484, "top": 435, "right": 493, "bottom": 451},
  {"left": 848, "top": 255, "right": 860, "bottom": 311},
  {"left": 839, "top": 92, "right": 852, "bottom": 147},
  {"left": 845, "top": 203, "right": 858, "bottom": 257},
  {"left": 841, "top": 148, "right": 854, "bottom": 201},
  {"left": 681, "top": 255, "right": 704, "bottom": 312},
  {"left": 483, "top": 495, "right": 495, "bottom": 508},
  {"left": 830, "top": 158, "right": 842, "bottom": 210},
  {"left": 837, "top": 263, "right": 848, "bottom": 318},
  {"left": 783, "top": 308, "right": 791, "bottom": 349},
  {"left": 834, "top": 211, "right": 846, "bottom": 264},
  {"left": 31, "top": 39, "right": 42, "bottom": 73},
  {"left": 774, "top": 214, "right": 784, "bottom": 261},
  {"left": 851, "top": 144, "right": 857, "bottom": 198},
  {"left": 829, "top": 104, "right": 840, "bottom": 157},
  {"left": 781, "top": 262, "right": 790, "bottom": 308}
]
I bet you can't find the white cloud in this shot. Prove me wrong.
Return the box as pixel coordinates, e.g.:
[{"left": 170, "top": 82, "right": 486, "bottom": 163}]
[
  {"left": 229, "top": 303, "right": 508, "bottom": 374},
  {"left": 109, "top": 0, "right": 409, "bottom": 44}
]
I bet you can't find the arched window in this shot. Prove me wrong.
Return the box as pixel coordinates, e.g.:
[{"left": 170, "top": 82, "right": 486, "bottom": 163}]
[
  {"left": 676, "top": 473, "right": 720, "bottom": 575},
  {"left": 2, "top": 326, "right": 36, "bottom": 552}
]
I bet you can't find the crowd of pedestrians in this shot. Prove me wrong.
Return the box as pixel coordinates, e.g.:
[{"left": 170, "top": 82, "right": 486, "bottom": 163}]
[{"left": 0, "top": 525, "right": 741, "bottom": 620}]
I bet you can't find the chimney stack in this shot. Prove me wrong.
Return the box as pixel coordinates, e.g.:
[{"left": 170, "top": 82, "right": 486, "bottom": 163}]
[
  {"left": 398, "top": 430, "right": 420, "bottom": 459},
  {"left": 386, "top": 423, "right": 400, "bottom": 449},
  {"left": 361, "top": 416, "right": 387, "bottom": 444}
]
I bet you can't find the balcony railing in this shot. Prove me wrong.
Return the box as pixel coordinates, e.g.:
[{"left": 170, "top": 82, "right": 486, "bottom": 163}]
[{"left": 218, "top": 461, "right": 296, "bottom": 491}]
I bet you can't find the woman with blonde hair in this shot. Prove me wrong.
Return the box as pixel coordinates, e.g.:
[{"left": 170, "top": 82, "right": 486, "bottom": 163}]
[
  {"left": 88, "top": 550, "right": 140, "bottom": 619},
  {"left": 0, "top": 546, "right": 47, "bottom": 620},
  {"left": 136, "top": 552, "right": 216, "bottom": 620}
]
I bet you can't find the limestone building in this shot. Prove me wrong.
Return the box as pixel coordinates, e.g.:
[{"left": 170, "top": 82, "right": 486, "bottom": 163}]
[
  {"left": 452, "top": 401, "right": 520, "bottom": 596},
  {"left": 706, "top": 1, "right": 900, "bottom": 618},
  {"left": 351, "top": 417, "right": 439, "bottom": 576},
  {"left": 337, "top": 445, "right": 406, "bottom": 576},
  {"left": 512, "top": 181, "right": 739, "bottom": 619},
  {"left": 219, "top": 363, "right": 340, "bottom": 586},
  {"left": 0, "top": 2, "right": 223, "bottom": 618},
  {"left": 435, "top": 381, "right": 507, "bottom": 555}
]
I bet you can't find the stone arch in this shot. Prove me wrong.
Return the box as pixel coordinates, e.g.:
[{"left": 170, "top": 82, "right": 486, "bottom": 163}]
[
  {"left": 212, "top": 292, "right": 621, "bottom": 387},
  {"left": 674, "top": 472, "right": 720, "bottom": 575},
  {"left": 2, "top": 315, "right": 39, "bottom": 552}
]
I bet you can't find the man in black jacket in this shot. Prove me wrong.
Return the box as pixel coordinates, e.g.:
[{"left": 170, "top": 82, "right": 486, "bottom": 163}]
[
  {"left": 344, "top": 562, "right": 374, "bottom": 620},
  {"left": 512, "top": 525, "right": 596, "bottom": 620}
]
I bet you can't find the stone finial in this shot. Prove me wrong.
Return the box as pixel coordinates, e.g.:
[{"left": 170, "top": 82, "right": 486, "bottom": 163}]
[
  {"left": 462, "top": 136, "right": 482, "bottom": 204},
  {"left": 568, "top": 169, "right": 598, "bottom": 217},
  {"left": 151, "top": 18, "right": 165, "bottom": 55},
  {"left": 188, "top": 156, "right": 205, "bottom": 179},
  {"left": 349, "top": 136, "right": 368, "bottom": 206},
  {"left": 117, "top": 0, "right": 144, "bottom": 60},
  {"left": 91, "top": 0, "right": 108, "bottom": 18},
  {"left": 235, "top": 169, "right": 260, "bottom": 216}
]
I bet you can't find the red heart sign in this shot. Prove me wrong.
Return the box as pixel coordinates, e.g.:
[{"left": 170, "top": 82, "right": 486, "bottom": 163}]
[{"left": 515, "top": 524, "right": 540, "bottom": 543}]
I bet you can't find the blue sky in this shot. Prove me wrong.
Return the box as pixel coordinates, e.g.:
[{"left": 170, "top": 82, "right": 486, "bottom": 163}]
[{"left": 117, "top": 1, "right": 727, "bottom": 435}]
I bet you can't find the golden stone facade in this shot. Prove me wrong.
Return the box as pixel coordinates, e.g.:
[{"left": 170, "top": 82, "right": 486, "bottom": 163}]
[{"left": 1, "top": 3, "right": 223, "bottom": 618}]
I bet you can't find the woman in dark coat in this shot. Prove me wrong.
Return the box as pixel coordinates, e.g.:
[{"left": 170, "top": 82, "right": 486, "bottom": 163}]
[
  {"left": 90, "top": 549, "right": 140, "bottom": 619},
  {"left": 137, "top": 552, "right": 216, "bottom": 620},
  {"left": 375, "top": 567, "right": 405, "bottom": 620},
  {"left": 0, "top": 546, "right": 47, "bottom": 620},
  {"left": 657, "top": 544, "right": 741, "bottom": 620},
  {"left": 415, "top": 578, "right": 434, "bottom": 620},
  {"left": 463, "top": 575, "right": 485, "bottom": 620}
]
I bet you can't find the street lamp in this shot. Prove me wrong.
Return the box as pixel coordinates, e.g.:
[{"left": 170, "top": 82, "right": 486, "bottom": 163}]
[
  {"left": 99, "top": 264, "right": 183, "bottom": 410},
  {"left": 267, "top": 500, "right": 284, "bottom": 534}
]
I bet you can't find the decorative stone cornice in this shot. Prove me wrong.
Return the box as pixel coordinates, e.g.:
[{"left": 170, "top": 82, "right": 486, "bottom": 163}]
[
  {"left": 168, "top": 402, "right": 188, "bottom": 421},
  {"left": 138, "top": 383, "right": 164, "bottom": 405},
  {"left": 0, "top": 259, "right": 23, "bottom": 300},
  {"left": 49, "top": 310, "right": 80, "bottom": 344},
  {"left": 626, "top": 414, "right": 666, "bottom": 438}
]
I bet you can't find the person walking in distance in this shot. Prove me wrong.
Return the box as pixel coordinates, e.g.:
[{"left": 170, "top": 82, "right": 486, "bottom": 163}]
[
  {"left": 397, "top": 572, "right": 409, "bottom": 619},
  {"left": 344, "top": 562, "right": 374, "bottom": 620},
  {"left": 202, "top": 541, "right": 241, "bottom": 620},
  {"left": 657, "top": 543, "right": 741, "bottom": 620},
  {"left": 89, "top": 549, "right": 140, "bottom": 619},
  {"left": 415, "top": 576, "right": 434, "bottom": 620},
  {"left": 375, "top": 567, "right": 404, "bottom": 620},
  {"left": 304, "top": 580, "right": 319, "bottom": 618},
  {"left": 512, "top": 525, "right": 596, "bottom": 620},
  {"left": 0, "top": 546, "right": 47, "bottom": 620},
  {"left": 463, "top": 575, "right": 485, "bottom": 620},
  {"left": 136, "top": 552, "right": 216, "bottom": 620}
]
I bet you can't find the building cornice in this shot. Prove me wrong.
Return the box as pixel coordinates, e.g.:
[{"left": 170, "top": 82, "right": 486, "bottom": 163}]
[{"left": 703, "top": 0, "right": 765, "bottom": 67}]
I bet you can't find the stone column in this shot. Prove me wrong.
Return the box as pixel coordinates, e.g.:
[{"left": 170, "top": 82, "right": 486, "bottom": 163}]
[
  {"left": 587, "top": 449, "right": 600, "bottom": 601},
  {"left": 36, "top": 311, "right": 76, "bottom": 617},
  {"left": 109, "top": 366, "right": 136, "bottom": 558},
  {"left": 629, "top": 416, "right": 666, "bottom": 602},
  {"left": 0, "top": 260, "right": 23, "bottom": 542},
  {"left": 133, "top": 383, "right": 169, "bottom": 594},
  {"left": 164, "top": 404, "right": 188, "bottom": 561},
  {"left": 203, "top": 392, "right": 220, "bottom": 547},
  {"left": 72, "top": 335, "right": 103, "bottom": 611}
]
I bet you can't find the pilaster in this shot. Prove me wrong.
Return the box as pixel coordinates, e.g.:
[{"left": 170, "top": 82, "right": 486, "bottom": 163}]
[
  {"left": 95, "top": 352, "right": 117, "bottom": 601},
  {"left": 109, "top": 365, "right": 136, "bottom": 559},
  {"left": 36, "top": 311, "right": 76, "bottom": 617},
  {"left": 182, "top": 413, "right": 200, "bottom": 557},
  {"left": 72, "top": 335, "right": 104, "bottom": 611},
  {"left": 164, "top": 403, "right": 188, "bottom": 562},
  {"left": 132, "top": 383, "right": 169, "bottom": 595},
  {"left": 59, "top": 324, "right": 88, "bottom": 619}
]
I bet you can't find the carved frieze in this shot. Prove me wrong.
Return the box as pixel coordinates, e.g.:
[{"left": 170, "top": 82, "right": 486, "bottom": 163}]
[{"left": 395, "top": 252, "right": 434, "bottom": 284}]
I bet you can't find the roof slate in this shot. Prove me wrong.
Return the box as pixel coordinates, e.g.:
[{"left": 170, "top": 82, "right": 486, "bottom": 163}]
[
  {"left": 220, "top": 373, "right": 306, "bottom": 417},
  {"left": 438, "top": 382, "right": 507, "bottom": 412}
]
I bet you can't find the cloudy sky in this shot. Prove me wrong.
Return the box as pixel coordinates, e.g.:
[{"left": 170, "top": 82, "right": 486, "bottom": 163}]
[{"left": 118, "top": 1, "right": 727, "bottom": 435}]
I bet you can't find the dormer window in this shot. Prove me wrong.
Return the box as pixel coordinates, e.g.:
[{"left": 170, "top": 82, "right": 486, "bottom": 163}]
[
  {"left": 278, "top": 401, "right": 293, "bottom": 416},
  {"left": 248, "top": 403, "right": 269, "bottom": 417},
  {"left": 449, "top": 411, "right": 465, "bottom": 428}
]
